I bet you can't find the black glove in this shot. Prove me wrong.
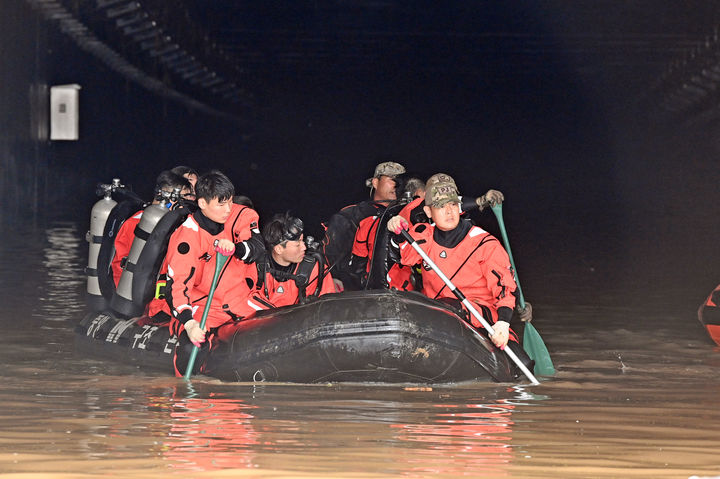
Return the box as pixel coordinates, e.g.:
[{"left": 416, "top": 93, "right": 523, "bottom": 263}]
[
  {"left": 234, "top": 233, "right": 265, "bottom": 264},
  {"left": 515, "top": 302, "right": 533, "bottom": 322}
]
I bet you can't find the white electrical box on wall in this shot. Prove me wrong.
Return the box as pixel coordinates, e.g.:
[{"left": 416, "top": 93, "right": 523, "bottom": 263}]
[{"left": 50, "top": 84, "right": 81, "bottom": 140}]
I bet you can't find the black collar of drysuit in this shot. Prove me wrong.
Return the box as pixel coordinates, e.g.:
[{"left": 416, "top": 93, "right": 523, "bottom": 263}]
[
  {"left": 268, "top": 255, "right": 295, "bottom": 280},
  {"left": 195, "top": 209, "right": 225, "bottom": 236},
  {"left": 433, "top": 218, "right": 473, "bottom": 248}
]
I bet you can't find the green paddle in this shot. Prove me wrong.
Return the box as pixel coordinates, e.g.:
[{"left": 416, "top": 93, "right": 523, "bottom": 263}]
[
  {"left": 184, "top": 251, "right": 230, "bottom": 380},
  {"left": 491, "top": 204, "right": 555, "bottom": 376}
]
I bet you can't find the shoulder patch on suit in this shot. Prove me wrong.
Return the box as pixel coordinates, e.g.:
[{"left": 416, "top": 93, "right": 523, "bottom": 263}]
[
  {"left": 177, "top": 242, "right": 190, "bottom": 254},
  {"left": 469, "top": 226, "right": 487, "bottom": 237},
  {"left": 182, "top": 216, "right": 199, "bottom": 231}
]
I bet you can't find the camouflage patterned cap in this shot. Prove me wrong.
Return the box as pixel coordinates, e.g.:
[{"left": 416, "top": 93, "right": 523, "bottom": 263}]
[
  {"left": 365, "top": 161, "right": 406, "bottom": 187},
  {"left": 425, "top": 181, "right": 460, "bottom": 208},
  {"left": 425, "top": 173, "right": 456, "bottom": 190}
]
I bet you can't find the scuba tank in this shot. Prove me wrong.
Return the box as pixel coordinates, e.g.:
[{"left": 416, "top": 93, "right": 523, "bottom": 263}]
[
  {"left": 131, "top": 204, "right": 194, "bottom": 313},
  {"left": 86, "top": 179, "right": 122, "bottom": 311},
  {"left": 110, "top": 187, "right": 181, "bottom": 318},
  {"left": 96, "top": 197, "right": 145, "bottom": 302}
]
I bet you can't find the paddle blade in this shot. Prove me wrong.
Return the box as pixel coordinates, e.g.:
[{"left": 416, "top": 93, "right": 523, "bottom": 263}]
[{"left": 523, "top": 323, "right": 555, "bottom": 376}]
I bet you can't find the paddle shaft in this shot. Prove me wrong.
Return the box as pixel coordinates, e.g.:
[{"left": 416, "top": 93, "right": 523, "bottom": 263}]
[
  {"left": 184, "top": 252, "right": 230, "bottom": 380},
  {"left": 491, "top": 203, "right": 556, "bottom": 376},
  {"left": 400, "top": 229, "right": 539, "bottom": 385},
  {"left": 490, "top": 204, "right": 525, "bottom": 308}
]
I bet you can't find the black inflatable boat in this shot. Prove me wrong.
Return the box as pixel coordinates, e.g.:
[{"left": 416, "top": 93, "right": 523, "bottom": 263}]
[{"left": 75, "top": 289, "right": 519, "bottom": 383}]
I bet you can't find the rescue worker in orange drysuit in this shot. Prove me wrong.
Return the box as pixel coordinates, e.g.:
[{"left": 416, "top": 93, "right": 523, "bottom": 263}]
[
  {"left": 246, "top": 213, "right": 336, "bottom": 310},
  {"left": 164, "top": 170, "right": 265, "bottom": 376},
  {"left": 111, "top": 170, "right": 193, "bottom": 319},
  {"left": 387, "top": 176, "right": 533, "bottom": 370}
]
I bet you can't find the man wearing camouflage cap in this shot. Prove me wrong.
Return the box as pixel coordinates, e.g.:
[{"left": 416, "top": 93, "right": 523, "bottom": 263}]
[
  {"left": 397, "top": 172, "right": 504, "bottom": 226},
  {"left": 386, "top": 175, "right": 533, "bottom": 360},
  {"left": 321, "top": 161, "right": 408, "bottom": 291},
  {"left": 384, "top": 172, "right": 505, "bottom": 290}
]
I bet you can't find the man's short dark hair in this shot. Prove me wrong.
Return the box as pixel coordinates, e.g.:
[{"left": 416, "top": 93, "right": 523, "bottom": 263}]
[
  {"left": 262, "top": 212, "right": 304, "bottom": 249},
  {"left": 155, "top": 170, "right": 191, "bottom": 193},
  {"left": 195, "top": 170, "right": 235, "bottom": 203},
  {"left": 171, "top": 165, "right": 199, "bottom": 178}
]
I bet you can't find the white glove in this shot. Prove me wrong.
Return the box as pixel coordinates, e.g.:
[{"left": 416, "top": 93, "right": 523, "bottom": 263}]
[
  {"left": 387, "top": 215, "right": 409, "bottom": 234},
  {"left": 184, "top": 319, "right": 206, "bottom": 346},
  {"left": 490, "top": 320, "right": 510, "bottom": 349}
]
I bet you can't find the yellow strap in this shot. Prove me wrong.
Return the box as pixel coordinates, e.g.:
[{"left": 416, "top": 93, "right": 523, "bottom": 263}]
[{"left": 155, "top": 280, "right": 167, "bottom": 300}]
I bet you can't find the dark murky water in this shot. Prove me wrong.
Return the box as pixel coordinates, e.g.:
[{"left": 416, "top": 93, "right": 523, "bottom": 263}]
[{"left": 1, "top": 220, "right": 719, "bottom": 478}]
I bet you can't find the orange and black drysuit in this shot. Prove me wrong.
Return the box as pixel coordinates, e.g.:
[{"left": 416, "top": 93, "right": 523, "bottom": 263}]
[
  {"left": 391, "top": 218, "right": 520, "bottom": 344},
  {"left": 245, "top": 254, "right": 336, "bottom": 309},
  {"left": 165, "top": 203, "right": 262, "bottom": 375},
  {"left": 386, "top": 195, "right": 484, "bottom": 291}
]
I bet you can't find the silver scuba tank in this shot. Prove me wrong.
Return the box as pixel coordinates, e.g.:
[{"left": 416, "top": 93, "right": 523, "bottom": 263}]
[
  {"left": 86, "top": 179, "right": 122, "bottom": 311},
  {"left": 110, "top": 187, "right": 180, "bottom": 317}
]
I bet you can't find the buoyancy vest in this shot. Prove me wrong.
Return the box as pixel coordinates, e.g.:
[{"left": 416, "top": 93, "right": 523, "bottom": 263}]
[{"left": 250, "top": 252, "right": 334, "bottom": 308}]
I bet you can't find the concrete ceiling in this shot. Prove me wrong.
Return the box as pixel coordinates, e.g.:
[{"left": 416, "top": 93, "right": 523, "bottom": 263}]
[{"left": 27, "top": 0, "right": 720, "bottom": 123}]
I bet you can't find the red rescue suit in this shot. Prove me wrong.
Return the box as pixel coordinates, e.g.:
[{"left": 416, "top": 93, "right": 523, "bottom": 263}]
[
  {"left": 387, "top": 196, "right": 478, "bottom": 291},
  {"left": 166, "top": 203, "right": 260, "bottom": 330},
  {"left": 396, "top": 220, "right": 518, "bottom": 340},
  {"left": 350, "top": 202, "right": 388, "bottom": 270},
  {"left": 386, "top": 197, "right": 422, "bottom": 290},
  {"left": 111, "top": 210, "right": 142, "bottom": 285}
]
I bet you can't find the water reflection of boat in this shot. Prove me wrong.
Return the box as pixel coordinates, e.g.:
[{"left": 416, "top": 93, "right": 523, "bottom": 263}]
[{"left": 75, "top": 289, "right": 519, "bottom": 383}]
